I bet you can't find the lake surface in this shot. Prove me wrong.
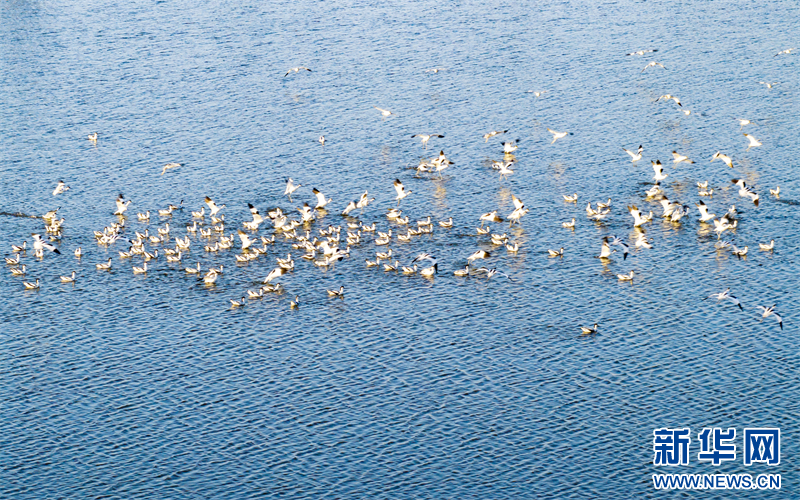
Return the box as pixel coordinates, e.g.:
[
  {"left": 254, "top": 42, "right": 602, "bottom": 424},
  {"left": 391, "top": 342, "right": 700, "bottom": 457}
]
[{"left": 1, "top": 0, "right": 799, "bottom": 497}]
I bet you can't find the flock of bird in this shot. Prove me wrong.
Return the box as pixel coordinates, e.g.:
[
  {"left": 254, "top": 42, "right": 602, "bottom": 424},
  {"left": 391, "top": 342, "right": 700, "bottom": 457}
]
[{"left": 4, "top": 50, "right": 796, "bottom": 334}]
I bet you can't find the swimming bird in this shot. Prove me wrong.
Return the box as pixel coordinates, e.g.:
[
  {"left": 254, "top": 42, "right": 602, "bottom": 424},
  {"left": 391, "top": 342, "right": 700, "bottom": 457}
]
[
  {"left": 774, "top": 48, "right": 796, "bottom": 57},
  {"left": 672, "top": 151, "right": 694, "bottom": 164},
  {"left": 11, "top": 241, "right": 26, "bottom": 253},
  {"left": 706, "top": 288, "right": 743, "bottom": 311},
  {"left": 284, "top": 178, "right": 301, "bottom": 202},
  {"left": 327, "top": 286, "right": 344, "bottom": 298},
  {"left": 731, "top": 245, "right": 748, "bottom": 258},
  {"left": 411, "top": 134, "right": 444, "bottom": 150},
  {"left": 769, "top": 186, "right": 780, "bottom": 198},
  {"left": 467, "top": 250, "right": 490, "bottom": 262},
  {"left": 114, "top": 194, "right": 131, "bottom": 215},
  {"left": 731, "top": 179, "right": 759, "bottom": 206},
  {"left": 744, "top": 134, "right": 762, "bottom": 151},
  {"left": 161, "top": 162, "right": 180, "bottom": 175},
  {"left": 23, "top": 279, "right": 40, "bottom": 290},
  {"left": 548, "top": 248, "right": 564, "bottom": 257},
  {"left": 74, "top": 247, "right": 82, "bottom": 258},
  {"left": 5, "top": 254, "right": 20, "bottom": 265},
  {"left": 203, "top": 270, "right": 218, "bottom": 285},
  {"left": 87, "top": 132, "right": 98, "bottom": 143},
  {"left": 563, "top": 193, "right": 578, "bottom": 203},
  {"left": 42, "top": 207, "right": 60, "bottom": 221},
  {"left": 483, "top": 129, "right": 508, "bottom": 142},
  {"left": 185, "top": 263, "right": 201, "bottom": 274},
  {"left": 454, "top": 265, "right": 470, "bottom": 276},
  {"left": 96, "top": 258, "right": 112, "bottom": 270},
  {"left": 319, "top": 135, "right": 325, "bottom": 146},
  {"left": 132, "top": 262, "right": 148, "bottom": 274},
  {"left": 756, "top": 305, "right": 783, "bottom": 330},
  {"left": 623, "top": 145, "right": 643, "bottom": 162},
  {"left": 479, "top": 211, "right": 502, "bottom": 227},
  {"left": 580, "top": 323, "right": 598, "bottom": 335},
  {"left": 10, "top": 265, "right": 26, "bottom": 276},
  {"left": 759, "top": 240, "right": 774, "bottom": 251},
  {"left": 438, "top": 217, "right": 453, "bottom": 228},
  {"left": 374, "top": 107, "right": 394, "bottom": 118},
  {"left": 393, "top": 179, "right": 411, "bottom": 206},
  {"left": 52, "top": 180, "right": 70, "bottom": 196},
  {"left": 562, "top": 218, "right": 576, "bottom": 229},
  {"left": 642, "top": 61, "right": 666, "bottom": 72},
  {"left": 290, "top": 296, "right": 300, "bottom": 309},
  {"left": 284, "top": 66, "right": 312, "bottom": 77},
  {"left": 711, "top": 151, "right": 734, "bottom": 168},
  {"left": 312, "top": 188, "right": 331, "bottom": 209},
  {"left": 230, "top": 297, "right": 246, "bottom": 307},
  {"left": 626, "top": 49, "right": 658, "bottom": 56},
  {"left": 617, "top": 271, "right": 634, "bottom": 281},
  {"left": 547, "top": 128, "right": 569, "bottom": 144},
  {"left": 32, "top": 233, "right": 61, "bottom": 255}
]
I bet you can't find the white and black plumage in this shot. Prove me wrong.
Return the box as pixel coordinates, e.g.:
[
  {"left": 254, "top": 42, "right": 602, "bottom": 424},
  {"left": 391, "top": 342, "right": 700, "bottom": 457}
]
[
  {"left": 711, "top": 151, "right": 734, "bottom": 168},
  {"left": 597, "top": 237, "right": 615, "bottom": 260},
  {"left": 285, "top": 66, "right": 312, "bottom": 77},
  {"left": 327, "top": 286, "right": 345, "bottom": 298},
  {"left": 263, "top": 267, "right": 288, "bottom": 283},
  {"left": 32, "top": 234, "right": 61, "bottom": 255},
  {"left": 472, "top": 267, "right": 511, "bottom": 279},
  {"left": 706, "top": 288, "right": 743, "bottom": 311},
  {"left": 609, "top": 236, "right": 629, "bottom": 260},
  {"left": 284, "top": 178, "right": 302, "bottom": 202},
  {"left": 483, "top": 129, "right": 508, "bottom": 142},
  {"left": 731, "top": 179, "right": 759, "bottom": 206},
  {"left": 161, "top": 162, "right": 180, "bottom": 175},
  {"left": 204, "top": 196, "right": 226, "bottom": 216},
  {"left": 626, "top": 49, "right": 658, "bottom": 56},
  {"left": 53, "top": 180, "right": 70, "bottom": 196},
  {"left": 652, "top": 160, "right": 668, "bottom": 182},
  {"left": 547, "top": 128, "right": 570, "bottom": 144},
  {"left": 623, "top": 145, "right": 643, "bottom": 162},
  {"left": 756, "top": 305, "right": 783, "bottom": 330},
  {"left": 467, "top": 250, "right": 490, "bottom": 262},
  {"left": 671, "top": 151, "right": 694, "bottom": 164},
  {"left": 393, "top": 179, "right": 411, "bottom": 206},
  {"left": 114, "top": 194, "right": 131, "bottom": 215},
  {"left": 312, "top": 188, "right": 331, "bottom": 209},
  {"left": 411, "top": 134, "right": 444, "bottom": 150},
  {"left": 580, "top": 323, "right": 598, "bottom": 334},
  {"left": 774, "top": 48, "right": 796, "bottom": 57},
  {"left": 744, "top": 134, "right": 762, "bottom": 151},
  {"left": 696, "top": 201, "right": 716, "bottom": 222},
  {"left": 507, "top": 195, "right": 528, "bottom": 226}
]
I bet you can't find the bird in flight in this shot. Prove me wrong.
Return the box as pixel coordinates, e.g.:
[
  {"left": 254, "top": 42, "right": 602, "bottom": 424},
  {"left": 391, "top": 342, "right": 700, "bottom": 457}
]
[
  {"left": 711, "top": 151, "right": 734, "bottom": 168},
  {"left": 623, "top": 145, "right": 643, "bottom": 162},
  {"left": 161, "top": 162, "right": 181, "bottom": 175},
  {"left": 411, "top": 134, "right": 444, "bottom": 150},
  {"left": 52, "top": 180, "right": 70, "bottom": 196},
  {"left": 483, "top": 129, "right": 508, "bottom": 142},
  {"left": 425, "top": 67, "right": 446, "bottom": 73},
  {"left": 774, "top": 48, "right": 796, "bottom": 57},
  {"left": 657, "top": 94, "right": 681, "bottom": 106},
  {"left": 374, "top": 107, "right": 394, "bottom": 118},
  {"left": 744, "top": 133, "right": 762, "bottom": 151},
  {"left": 393, "top": 179, "right": 411, "bottom": 206},
  {"left": 758, "top": 81, "right": 778, "bottom": 89},
  {"left": 756, "top": 305, "right": 783, "bottom": 330},
  {"left": 547, "top": 128, "right": 570, "bottom": 144},
  {"left": 284, "top": 67, "right": 312, "bottom": 77},
  {"left": 642, "top": 61, "right": 666, "bottom": 72},
  {"left": 626, "top": 49, "right": 658, "bottom": 56},
  {"left": 706, "top": 288, "right": 743, "bottom": 311}
]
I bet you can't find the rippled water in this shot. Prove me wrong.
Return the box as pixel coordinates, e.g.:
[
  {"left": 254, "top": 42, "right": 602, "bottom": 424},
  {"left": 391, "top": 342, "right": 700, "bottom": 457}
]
[{"left": 2, "top": 0, "right": 799, "bottom": 497}]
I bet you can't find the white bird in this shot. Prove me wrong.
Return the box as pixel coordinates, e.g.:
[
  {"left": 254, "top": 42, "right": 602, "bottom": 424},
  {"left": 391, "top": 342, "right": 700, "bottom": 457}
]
[
  {"left": 438, "top": 217, "right": 453, "bottom": 228},
  {"left": 617, "top": 271, "right": 634, "bottom": 281},
  {"left": 758, "top": 81, "right": 777, "bottom": 89},
  {"left": 759, "top": 240, "right": 774, "bottom": 251},
  {"left": 467, "top": 250, "right": 490, "bottom": 262},
  {"left": 547, "top": 128, "right": 569, "bottom": 144},
  {"left": 185, "top": 263, "right": 201, "bottom": 274},
  {"left": 96, "top": 258, "right": 112, "bottom": 270},
  {"left": 562, "top": 218, "right": 576, "bottom": 229},
  {"left": 284, "top": 66, "right": 312, "bottom": 77},
  {"left": 230, "top": 297, "right": 246, "bottom": 307},
  {"left": 52, "top": 180, "right": 70, "bottom": 196},
  {"left": 23, "top": 279, "right": 40, "bottom": 290},
  {"left": 628, "top": 205, "right": 651, "bottom": 227},
  {"left": 548, "top": 248, "right": 564, "bottom": 257},
  {"left": 284, "top": 178, "right": 301, "bottom": 202},
  {"left": 393, "top": 179, "right": 411, "bottom": 206},
  {"left": 526, "top": 90, "right": 547, "bottom": 97},
  {"left": 580, "top": 323, "right": 598, "bottom": 335},
  {"left": 672, "top": 151, "right": 694, "bottom": 164},
  {"left": 635, "top": 233, "right": 653, "bottom": 249},
  {"left": 696, "top": 201, "right": 716, "bottom": 222},
  {"left": 642, "top": 61, "right": 666, "bottom": 72},
  {"left": 706, "top": 288, "right": 743, "bottom": 311},
  {"left": 483, "top": 129, "right": 508, "bottom": 142},
  {"left": 626, "top": 49, "right": 658, "bottom": 56},
  {"left": 263, "top": 267, "right": 288, "bottom": 283},
  {"left": 411, "top": 133, "right": 444, "bottom": 150},
  {"left": 341, "top": 200, "right": 357, "bottom": 216},
  {"left": 32, "top": 233, "right": 61, "bottom": 255},
  {"left": 319, "top": 135, "right": 325, "bottom": 146},
  {"left": 652, "top": 160, "right": 668, "bottom": 182},
  {"left": 374, "top": 107, "right": 394, "bottom": 118},
  {"left": 237, "top": 230, "right": 254, "bottom": 250},
  {"left": 74, "top": 247, "right": 82, "bottom": 258},
  {"left": 744, "top": 134, "right": 762, "bottom": 151},
  {"left": 87, "top": 132, "right": 98, "bottom": 143},
  {"left": 114, "top": 194, "right": 131, "bottom": 215},
  {"left": 623, "top": 145, "right": 643, "bottom": 162},
  {"left": 774, "top": 48, "right": 796, "bottom": 57},
  {"left": 731, "top": 179, "right": 759, "bottom": 206},
  {"left": 11, "top": 241, "right": 26, "bottom": 253},
  {"left": 769, "top": 186, "right": 780, "bottom": 198},
  {"left": 472, "top": 267, "right": 511, "bottom": 279},
  {"left": 205, "top": 197, "right": 226, "bottom": 216},
  {"left": 161, "top": 162, "right": 180, "bottom": 175},
  {"left": 645, "top": 185, "right": 662, "bottom": 198},
  {"left": 312, "top": 188, "right": 331, "bottom": 209},
  {"left": 609, "top": 235, "right": 629, "bottom": 260},
  {"left": 711, "top": 151, "right": 734, "bottom": 168},
  {"left": 327, "top": 286, "right": 345, "bottom": 298},
  {"left": 563, "top": 193, "right": 578, "bottom": 203},
  {"left": 756, "top": 305, "right": 783, "bottom": 330},
  {"left": 657, "top": 94, "right": 682, "bottom": 106},
  {"left": 10, "top": 265, "right": 26, "bottom": 276},
  {"left": 502, "top": 140, "right": 519, "bottom": 153},
  {"left": 735, "top": 118, "right": 751, "bottom": 130},
  {"left": 597, "top": 237, "right": 615, "bottom": 259},
  {"left": 507, "top": 194, "right": 528, "bottom": 226},
  {"left": 132, "top": 262, "right": 148, "bottom": 274},
  {"left": 203, "top": 270, "right": 218, "bottom": 285}
]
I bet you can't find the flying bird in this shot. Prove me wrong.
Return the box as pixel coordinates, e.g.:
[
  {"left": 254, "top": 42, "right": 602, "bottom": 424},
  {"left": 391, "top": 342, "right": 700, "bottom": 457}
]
[
  {"left": 756, "top": 305, "right": 783, "bottom": 330},
  {"left": 374, "top": 107, "right": 394, "bottom": 118},
  {"left": 626, "top": 49, "right": 658, "bottom": 56},
  {"left": 547, "top": 128, "right": 570, "bottom": 144},
  {"left": 284, "top": 66, "right": 312, "bottom": 77},
  {"left": 52, "top": 180, "right": 70, "bottom": 196},
  {"left": 642, "top": 61, "right": 666, "bottom": 72},
  {"left": 161, "top": 162, "right": 180, "bottom": 175},
  {"left": 711, "top": 151, "right": 734, "bottom": 168},
  {"left": 774, "top": 48, "right": 796, "bottom": 57},
  {"left": 393, "top": 179, "right": 411, "bottom": 206},
  {"left": 744, "top": 134, "right": 762, "bottom": 151},
  {"left": 411, "top": 133, "right": 444, "bottom": 150},
  {"left": 483, "top": 129, "right": 508, "bottom": 142},
  {"left": 623, "top": 145, "right": 643, "bottom": 162}
]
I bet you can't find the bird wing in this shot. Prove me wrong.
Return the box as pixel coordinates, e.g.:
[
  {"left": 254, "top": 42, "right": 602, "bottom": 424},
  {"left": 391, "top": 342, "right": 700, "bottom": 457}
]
[
  {"left": 393, "top": 180, "right": 404, "bottom": 197},
  {"left": 511, "top": 194, "right": 524, "bottom": 210}
]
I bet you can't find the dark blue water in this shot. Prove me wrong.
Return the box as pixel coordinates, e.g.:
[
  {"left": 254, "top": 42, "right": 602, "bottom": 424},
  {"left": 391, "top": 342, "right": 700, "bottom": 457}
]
[{"left": 2, "top": 0, "right": 799, "bottom": 497}]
